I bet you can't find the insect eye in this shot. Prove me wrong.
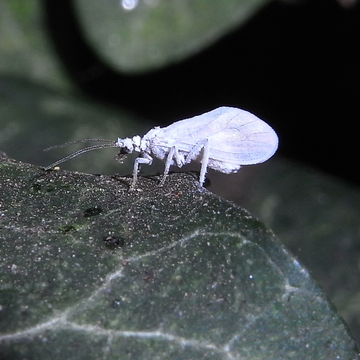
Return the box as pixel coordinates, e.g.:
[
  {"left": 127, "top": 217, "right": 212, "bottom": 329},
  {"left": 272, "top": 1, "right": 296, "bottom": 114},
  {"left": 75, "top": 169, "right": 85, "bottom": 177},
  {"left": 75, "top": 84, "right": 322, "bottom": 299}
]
[
  {"left": 120, "top": 147, "right": 130, "bottom": 154},
  {"left": 115, "top": 149, "right": 129, "bottom": 163}
]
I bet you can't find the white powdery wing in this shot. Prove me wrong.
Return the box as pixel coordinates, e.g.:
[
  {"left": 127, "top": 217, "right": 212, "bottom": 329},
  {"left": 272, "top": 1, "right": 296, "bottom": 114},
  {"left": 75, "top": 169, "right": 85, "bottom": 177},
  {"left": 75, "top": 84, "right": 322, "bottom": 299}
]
[
  {"left": 205, "top": 107, "right": 278, "bottom": 165},
  {"left": 159, "top": 107, "right": 234, "bottom": 138},
  {"left": 153, "top": 107, "right": 278, "bottom": 172}
]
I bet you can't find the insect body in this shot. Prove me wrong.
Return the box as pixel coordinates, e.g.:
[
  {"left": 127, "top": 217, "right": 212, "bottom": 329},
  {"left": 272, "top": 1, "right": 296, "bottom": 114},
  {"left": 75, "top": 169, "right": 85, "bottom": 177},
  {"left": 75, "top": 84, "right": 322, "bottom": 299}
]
[{"left": 44, "top": 107, "right": 278, "bottom": 189}]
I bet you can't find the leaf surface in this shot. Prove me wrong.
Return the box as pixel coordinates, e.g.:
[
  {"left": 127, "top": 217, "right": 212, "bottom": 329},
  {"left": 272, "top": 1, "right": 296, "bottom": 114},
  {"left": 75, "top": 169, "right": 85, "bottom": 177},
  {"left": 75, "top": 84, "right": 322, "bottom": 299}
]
[{"left": 0, "top": 157, "right": 358, "bottom": 359}]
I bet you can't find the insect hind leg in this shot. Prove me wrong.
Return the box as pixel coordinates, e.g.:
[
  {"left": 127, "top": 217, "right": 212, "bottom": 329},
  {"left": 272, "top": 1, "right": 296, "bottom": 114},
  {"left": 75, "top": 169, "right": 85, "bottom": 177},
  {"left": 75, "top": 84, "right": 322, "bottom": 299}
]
[
  {"left": 160, "top": 146, "right": 175, "bottom": 186},
  {"left": 160, "top": 140, "right": 209, "bottom": 187},
  {"left": 184, "top": 139, "right": 209, "bottom": 186}
]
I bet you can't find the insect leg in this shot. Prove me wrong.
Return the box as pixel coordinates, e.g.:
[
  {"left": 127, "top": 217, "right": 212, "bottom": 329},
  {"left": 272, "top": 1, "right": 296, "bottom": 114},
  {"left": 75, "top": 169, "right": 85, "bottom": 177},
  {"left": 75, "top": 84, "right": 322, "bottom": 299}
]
[
  {"left": 199, "top": 139, "right": 210, "bottom": 186},
  {"left": 130, "top": 153, "right": 152, "bottom": 190},
  {"left": 184, "top": 139, "right": 209, "bottom": 186},
  {"left": 159, "top": 146, "right": 176, "bottom": 186},
  {"left": 184, "top": 139, "right": 208, "bottom": 165}
]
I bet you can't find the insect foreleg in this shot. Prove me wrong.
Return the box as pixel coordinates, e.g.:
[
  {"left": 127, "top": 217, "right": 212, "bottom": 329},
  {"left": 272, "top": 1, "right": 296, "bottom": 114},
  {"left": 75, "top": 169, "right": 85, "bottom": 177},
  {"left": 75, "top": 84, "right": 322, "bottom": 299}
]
[
  {"left": 130, "top": 153, "right": 153, "bottom": 190},
  {"left": 184, "top": 139, "right": 209, "bottom": 186}
]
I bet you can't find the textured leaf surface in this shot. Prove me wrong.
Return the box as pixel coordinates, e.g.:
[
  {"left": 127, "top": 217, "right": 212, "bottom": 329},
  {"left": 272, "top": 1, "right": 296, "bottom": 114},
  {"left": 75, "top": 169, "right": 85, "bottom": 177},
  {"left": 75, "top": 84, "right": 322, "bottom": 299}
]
[
  {"left": 226, "top": 159, "right": 360, "bottom": 347},
  {"left": 0, "top": 157, "right": 358, "bottom": 359}
]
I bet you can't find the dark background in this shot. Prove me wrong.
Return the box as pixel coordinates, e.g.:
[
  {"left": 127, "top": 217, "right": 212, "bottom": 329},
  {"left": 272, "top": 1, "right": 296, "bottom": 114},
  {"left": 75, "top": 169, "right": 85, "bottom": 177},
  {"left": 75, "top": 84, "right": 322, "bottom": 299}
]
[{"left": 43, "top": 0, "right": 360, "bottom": 186}]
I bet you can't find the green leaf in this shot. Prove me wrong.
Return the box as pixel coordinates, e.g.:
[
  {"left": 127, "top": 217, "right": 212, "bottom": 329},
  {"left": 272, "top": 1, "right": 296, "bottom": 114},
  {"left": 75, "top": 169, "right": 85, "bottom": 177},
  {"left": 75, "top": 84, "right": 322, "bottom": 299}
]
[
  {"left": 74, "top": 0, "right": 270, "bottom": 72},
  {"left": 0, "top": 157, "right": 358, "bottom": 359},
  {"left": 0, "top": 75, "right": 148, "bottom": 174},
  {"left": 0, "top": 0, "right": 71, "bottom": 89},
  {"left": 0, "top": 0, "right": 270, "bottom": 86},
  {"left": 233, "top": 159, "right": 360, "bottom": 348}
]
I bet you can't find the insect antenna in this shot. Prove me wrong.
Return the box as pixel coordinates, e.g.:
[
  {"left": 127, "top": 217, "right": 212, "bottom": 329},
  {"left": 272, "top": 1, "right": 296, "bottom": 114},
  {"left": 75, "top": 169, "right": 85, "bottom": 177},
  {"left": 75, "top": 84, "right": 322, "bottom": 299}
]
[
  {"left": 44, "top": 138, "right": 115, "bottom": 151},
  {"left": 43, "top": 140, "right": 119, "bottom": 170}
]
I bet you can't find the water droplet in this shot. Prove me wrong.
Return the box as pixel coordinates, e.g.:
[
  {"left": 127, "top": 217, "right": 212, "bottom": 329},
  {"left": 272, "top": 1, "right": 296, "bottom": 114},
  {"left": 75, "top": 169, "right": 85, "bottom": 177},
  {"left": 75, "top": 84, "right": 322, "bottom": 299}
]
[
  {"left": 112, "top": 299, "right": 122, "bottom": 308},
  {"left": 121, "top": 0, "right": 138, "bottom": 11}
]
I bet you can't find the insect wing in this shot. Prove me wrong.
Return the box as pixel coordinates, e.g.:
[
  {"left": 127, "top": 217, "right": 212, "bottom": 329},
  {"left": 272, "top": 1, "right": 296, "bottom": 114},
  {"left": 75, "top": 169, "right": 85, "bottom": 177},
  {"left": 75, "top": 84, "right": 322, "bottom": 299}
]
[
  {"left": 157, "top": 107, "right": 278, "bottom": 166},
  {"left": 206, "top": 107, "right": 278, "bottom": 165},
  {"left": 146, "top": 108, "right": 231, "bottom": 160}
]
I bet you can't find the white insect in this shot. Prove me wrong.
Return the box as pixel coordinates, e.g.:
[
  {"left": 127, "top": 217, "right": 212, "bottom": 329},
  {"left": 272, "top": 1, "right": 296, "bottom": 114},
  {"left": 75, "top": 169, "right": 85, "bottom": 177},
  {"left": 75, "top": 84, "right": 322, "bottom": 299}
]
[{"left": 44, "top": 106, "right": 278, "bottom": 189}]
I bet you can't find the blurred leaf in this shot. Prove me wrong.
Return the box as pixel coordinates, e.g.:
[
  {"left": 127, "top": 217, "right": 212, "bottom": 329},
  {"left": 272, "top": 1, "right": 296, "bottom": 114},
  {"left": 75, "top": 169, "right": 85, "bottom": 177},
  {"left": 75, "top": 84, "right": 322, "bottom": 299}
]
[
  {"left": 0, "top": 75, "right": 149, "bottom": 173},
  {"left": 74, "top": 0, "right": 270, "bottom": 72},
  {"left": 0, "top": 0, "right": 71, "bottom": 89},
  {"left": 0, "top": 0, "right": 270, "bottom": 86},
  {"left": 0, "top": 157, "right": 358, "bottom": 359}
]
